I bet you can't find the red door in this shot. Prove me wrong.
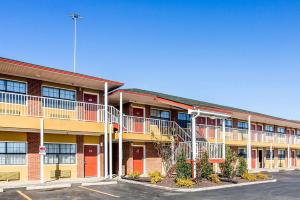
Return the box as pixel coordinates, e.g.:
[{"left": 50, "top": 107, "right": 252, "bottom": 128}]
[
  {"left": 133, "top": 146, "right": 144, "bottom": 174},
  {"left": 84, "top": 145, "right": 98, "bottom": 177},
  {"left": 84, "top": 94, "right": 98, "bottom": 121},
  {"left": 292, "top": 151, "right": 296, "bottom": 167},
  {"left": 132, "top": 108, "right": 144, "bottom": 133},
  {"left": 251, "top": 149, "right": 257, "bottom": 169}
]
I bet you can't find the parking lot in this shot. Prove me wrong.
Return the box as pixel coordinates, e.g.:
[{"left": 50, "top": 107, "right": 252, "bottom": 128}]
[{"left": 1, "top": 171, "right": 300, "bottom": 200}]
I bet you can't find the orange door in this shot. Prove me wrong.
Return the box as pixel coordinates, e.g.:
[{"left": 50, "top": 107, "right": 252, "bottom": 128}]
[
  {"left": 292, "top": 151, "right": 296, "bottom": 167},
  {"left": 251, "top": 149, "right": 257, "bottom": 169},
  {"left": 132, "top": 108, "right": 144, "bottom": 133},
  {"left": 84, "top": 145, "right": 98, "bottom": 177},
  {"left": 84, "top": 94, "right": 98, "bottom": 121},
  {"left": 133, "top": 146, "right": 144, "bottom": 174}
]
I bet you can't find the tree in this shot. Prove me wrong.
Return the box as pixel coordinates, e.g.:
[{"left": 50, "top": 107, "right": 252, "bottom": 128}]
[
  {"left": 197, "top": 151, "right": 213, "bottom": 180},
  {"left": 219, "top": 145, "right": 237, "bottom": 179},
  {"left": 237, "top": 157, "right": 247, "bottom": 176},
  {"left": 176, "top": 150, "right": 192, "bottom": 179}
]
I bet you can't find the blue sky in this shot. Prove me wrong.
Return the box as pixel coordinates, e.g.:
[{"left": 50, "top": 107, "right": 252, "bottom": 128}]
[{"left": 1, "top": 0, "right": 300, "bottom": 120}]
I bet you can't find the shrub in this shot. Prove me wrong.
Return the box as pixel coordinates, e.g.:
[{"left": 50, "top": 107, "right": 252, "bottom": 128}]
[
  {"left": 197, "top": 151, "right": 213, "bottom": 180},
  {"left": 128, "top": 172, "right": 141, "bottom": 179},
  {"left": 256, "top": 173, "right": 268, "bottom": 180},
  {"left": 209, "top": 174, "right": 220, "bottom": 184},
  {"left": 176, "top": 178, "right": 194, "bottom": 187},
  {"left": 219, "top": 146, "right": 237, "bottom": 179},
  {"left": 176, "top": 151, "right": 192, "bottom": 179},
  {"left": 148, "top": 171, "right": 162, "bottom": 184},
  {"left": 237, "top": 157, "right": 247, "bottom": 177},
  {"left": 242, "top": 172, "right": 256, "bottom": 182}
]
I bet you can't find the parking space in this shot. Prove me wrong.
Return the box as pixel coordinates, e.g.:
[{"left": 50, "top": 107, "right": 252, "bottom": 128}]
[{"left": 1, "top": 171, "right": 300, "bottom": 200}]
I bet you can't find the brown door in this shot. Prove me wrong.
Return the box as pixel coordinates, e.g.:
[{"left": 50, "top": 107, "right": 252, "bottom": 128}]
[
  {"left": 84, "top": 94, "right": 98, "bottom": 121},
  {"left": 84, "top": 145, "right": 98, "bottom": 177},
  {"left": 133, "top": 146, "right": 144, "bottom": 174},
  {"left": 251, "top": 149, "right": 257, "bottom": 169},
  {"left": 132, "top": 108, "right": 144, "bottom": 133}
]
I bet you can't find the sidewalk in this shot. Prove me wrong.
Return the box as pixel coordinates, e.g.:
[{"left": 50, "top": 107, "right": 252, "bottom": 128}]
[{"left": 0, "top": 177, "right": 117, "bottom": 192}]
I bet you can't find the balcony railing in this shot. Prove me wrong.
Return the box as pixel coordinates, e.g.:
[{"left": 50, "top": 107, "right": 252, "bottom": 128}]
[
  {"left": 176, "top": 141, "right": 224, "bottom": 160},
  {"left": 122, "top": 115, "right": 191, "bottom": 141},
  {"left": 0, "top": 91, "right": 119, "bottom": 123},
  {"left": 193, "top": 124, "right": 300, "bottom": 146}
]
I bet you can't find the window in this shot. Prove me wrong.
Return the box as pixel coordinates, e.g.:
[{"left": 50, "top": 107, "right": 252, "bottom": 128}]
[
  {"left": 0, "top": 142, "right": 26, "bottom": 165},
  {"left": 42, "top": 87, "right": 76, "bottom": 110},
  {"left": 265, "top": 125, "right": 274, "bottom": 132},
  {"left": 44, "top": 143, "right": 76, "bottom": 164},
  {"left": 266, "top": 150, "right": 274, "bottom": 160},
  {"left": 238, "top": 148, "right": 247, "bottom": 158},
  {"left": 150, "top": 109, "right": 170, "bottom": 120},
  {"left": 237, "top": 121, "right": 248, "bottom": 129},
  {"left": 297, "top": 130, "right": 300, "bottom": 136},
  {"left": 0, "top": 80, "right": 27, "bottom": 104},
  {"left": 225, "top": 119, "right": 232, "bottom": 127},
  {"left": 277, "top": 127, "right": 285, "bottom": 134},
  {"left": 278, "top": 150, "right": 286, "bottom": 160},
  {"left": 297, "top": 151, "right": 300, "bottom": 159},
  {"left": 177, "top": 113, "right": 191, "bottom": 128}
]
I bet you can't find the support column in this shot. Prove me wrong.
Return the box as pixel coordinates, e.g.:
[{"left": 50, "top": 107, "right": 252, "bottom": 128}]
[
  {"left": 270, "top": 144, "right": 273, "bottom": 170},
  {"left": 214, "top": 119, "right": 218, "bottom": 143},
  {"left": 118, "top": 92, "right": 123, "bottom": 177},
  {"left": 40, "top": 118, "right": 44, "bottom": 183},
  {"left": 205, "top": 117, "right": 208, "bottom": 139},
  {"left": 288, "top": 145, "right": 291, "bottom": 168},
  {"left": 104, "top": 82, "right": 108, "bottom": 178},
  {"left": 191, "top": 115, "right": 197, "bottom": 178},
  {"left": 247, "top": 115, "right": 252, "bottom": 170},
  {"left": 171, "top": 140, "right": 175, "bottom": 165},
  {"left": 109, "top": 121, "right": 112, "bottom": 179},
  {"left": 222, "top": 119, "right": 226, "bottom": 160}
]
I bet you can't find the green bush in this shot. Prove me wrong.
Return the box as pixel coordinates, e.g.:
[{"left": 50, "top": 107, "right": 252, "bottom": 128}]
[
  {"left": 197, "top": 151, "right": 213, "bottom": 180},
  {"left": 128, "top": 172, "right": 141, "bottom": 179},
  {"left": 176, "top": 151, "right": 192, "bottom": 179},
  {"left": 219, "top": 146, "right": 237, "bottom": 179},
  {"left": 148, "top": 171, "right": 162, "bottom": 184},
  {"left": 209, "top": 174, "right": 220, "bottom": 184},
  {"left": 237, "top": 157, "right": 247, "bottom": 177},
  {"left": 176, "top": 178, "right": 194, "bottom": 187}
]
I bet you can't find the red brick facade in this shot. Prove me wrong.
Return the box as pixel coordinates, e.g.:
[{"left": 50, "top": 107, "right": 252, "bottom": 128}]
[
  {"left": 76, "top": 135, "right": 84, "bottom": 178},
  {"left": 27, "top": 133, "right": 40, "bottom": 180}
]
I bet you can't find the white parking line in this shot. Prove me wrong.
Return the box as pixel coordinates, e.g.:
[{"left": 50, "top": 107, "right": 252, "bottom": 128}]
[
  {"left": 17, "top": 190, "right": 32, "bottom": 200},
  {"left": 79, "top": 186, "right": 120, "bottom": 198}
]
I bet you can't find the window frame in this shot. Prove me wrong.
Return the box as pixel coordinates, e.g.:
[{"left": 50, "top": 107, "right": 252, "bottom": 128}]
[
  {"left": 177, "top": 112, "right": 191, "bottom": 128},
  {"left": 0, "top": 78, "right": 27, "bottom": 95},
  {"left": 278, "top": 150, "right": 286, "bottom": 160},
  {"left": 44, "top": 143, "right": 77, "bottom": 165},
  {"left": 237, "top": 121, "right": 248, "bottom": 129},
  {"left": 266, "top": 150, "right": 275, "bottom": 160},
  {"left": 0, "top": 141, "right": 27, "bottom": 165},
  {"left": 238, "top": 148, "right": 247, "bottom": 158},
  {"left": 150, "top": 108, "right": 171, "bottom": 121},
  {"left": 42, "top": 86, "right": 76, "bottom": 101},
  {"left": 265, "top": 125, "right": 274, "bottom": 133}
]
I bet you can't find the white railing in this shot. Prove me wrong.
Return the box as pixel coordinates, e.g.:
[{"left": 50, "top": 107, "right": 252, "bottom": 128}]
[
  {"left": 122, "top": 115, "right": 191, "bottom": 141},
  {"left": 176, "top": 141, "right": 224, "bottom": 160},
  {"left": 0, "top": 91, "right": 119, "bottom": 123}
]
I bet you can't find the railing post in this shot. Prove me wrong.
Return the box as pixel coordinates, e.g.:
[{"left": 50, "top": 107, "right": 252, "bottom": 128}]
[
  {"left": 247, "top": 115, "right": 252, "bottom": 171},
  {"left": 222, "top": 119, "right": 226, "bottom": 160},
  {"left": 191, "top": 115, "right": 197, "bottom": 178},
  {"left": 118, "top": 92, "right": 123, "bottom": 177}
]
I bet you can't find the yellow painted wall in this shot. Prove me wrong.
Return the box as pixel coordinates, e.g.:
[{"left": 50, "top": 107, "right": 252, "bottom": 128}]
[
  {"left": 113, "top": 133, "right": 172, "bottom": 142},
  {"left": 0, "top": 165, "right": 28, "bottom": 181},
  {"left": 44, "top": 164, "right": 77, "bottom": 181},
  {"left": 84, "top": 135, "right": 99, "bottom": 144},
  {"left": 0, "top": 132, "right": 27, "bottom": 141},
  {"left": 45, "top": 134, "right": 76, "bottom": 143}
]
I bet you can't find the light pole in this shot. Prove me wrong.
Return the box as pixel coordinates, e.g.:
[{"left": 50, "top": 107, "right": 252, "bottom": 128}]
[{"left": 70, "top": 13, "right": 82, "bottom": 73}]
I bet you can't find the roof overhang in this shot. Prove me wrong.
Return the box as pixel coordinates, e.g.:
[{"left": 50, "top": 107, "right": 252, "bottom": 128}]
[
  {"left": 0, "top": 57, "right": 123, "bottom": 91},
  {"left": 188, "top": 108, "right": 230, "bottom": 119}
]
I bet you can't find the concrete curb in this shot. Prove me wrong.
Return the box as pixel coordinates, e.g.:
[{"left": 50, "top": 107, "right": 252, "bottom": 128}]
[
  {"left": 81, "top": 181, "right": 118, "bottom": 186},
  {"left": 119, "top": 178, "right": 277, "bottom": 193},
  {"left": 26, "top": 183, "right": 71, "bottom": 191}
]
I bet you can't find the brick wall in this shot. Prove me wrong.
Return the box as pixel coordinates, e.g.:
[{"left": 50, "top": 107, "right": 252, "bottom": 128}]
[
  {"left": 27, "top": 133, "right": 40, "bottom": 180},
  {"left": 27, "top": 78, "right": 42, "bottom": 96},
  {"left": 76, "top": 135, "right": 84, "bottom": 178},
  {"left": 123, "top": 142, "right": 133, "bottom": 174},
  {"left": 146, "top": 143, "right": 162, "bottom": 173}
]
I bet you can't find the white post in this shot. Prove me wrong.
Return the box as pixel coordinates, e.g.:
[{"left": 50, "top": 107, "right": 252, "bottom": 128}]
[
  {"left": 104, "top": 82, "right": 108, "bottom": 178},
  {"left": 109, "top": 121, "right": 112, "bottom": 179},
  {"left": 288, "top": 145, "right": 291, "bottom": 168},
  {"left": 247, "top": 115, "right": 252, "bottom": 170},
  {"left": 73, "top": 16, "right": 77, "bottom": 73},
  {"left": 222, "top": 119, "right": 226, "bottom": 160},
  {"left": 171, "top": 140, "right": 175, "bottom": 165},
  {"left": 118, "top": 92, "right": 123, "bottom": 177},
  {"left": 205, "top": 117, "right": 208, "bottom": 139},
  {"left": 215, "top": 119, "right": 218, "bottom": 143},
  {"left": 191, "top": 115, "right": 197, "bottom": 178},
  {"left": 270, "top": 145, "right": 273, "bottom": 170},
  {"left": 40, "top": 118, "right": 44, "bottom": 183}
]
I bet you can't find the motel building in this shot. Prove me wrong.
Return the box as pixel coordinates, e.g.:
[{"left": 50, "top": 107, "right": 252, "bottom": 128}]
[{"left": 0, "top": 57, "right": 299, "bottom": 182}]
